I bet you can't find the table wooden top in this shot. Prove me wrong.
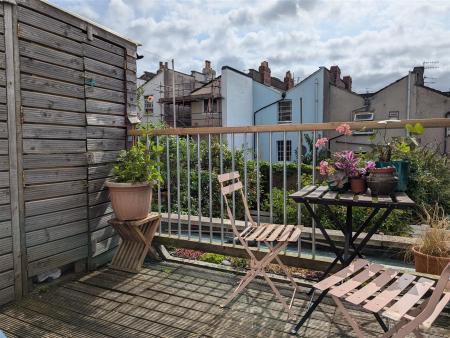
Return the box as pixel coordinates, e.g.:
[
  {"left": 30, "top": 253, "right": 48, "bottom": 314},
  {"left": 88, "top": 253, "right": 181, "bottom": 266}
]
[
  {"left": 290, "top": 185, "right": 416, "bottom": 209},
  {"left": 108, "top": 212, "right": 161, "bottom": 226}
]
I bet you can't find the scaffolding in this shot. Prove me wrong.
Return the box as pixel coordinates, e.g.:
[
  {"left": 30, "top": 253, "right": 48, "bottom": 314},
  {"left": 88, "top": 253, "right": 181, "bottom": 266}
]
[{"left": 157, "top": 70, "right": 222, "bottom": 128}]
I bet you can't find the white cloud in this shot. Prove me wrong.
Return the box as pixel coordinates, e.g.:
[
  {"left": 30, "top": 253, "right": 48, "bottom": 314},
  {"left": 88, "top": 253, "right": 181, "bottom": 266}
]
[{"left": 49, "top": 0, "right": 450, "bottom": 93}]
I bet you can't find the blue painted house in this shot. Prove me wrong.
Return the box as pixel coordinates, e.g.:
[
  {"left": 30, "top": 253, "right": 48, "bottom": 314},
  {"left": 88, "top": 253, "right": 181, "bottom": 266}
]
[{"left": 221, "top": 62, "right": 327, "bottom": 162}]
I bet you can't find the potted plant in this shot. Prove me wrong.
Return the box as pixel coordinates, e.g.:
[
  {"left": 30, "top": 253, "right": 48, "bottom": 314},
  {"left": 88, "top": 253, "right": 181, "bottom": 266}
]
[
  {"left": 106, "top": 142, "right": 163, "bottom": 221},
  {"left": 349, "top": 159, "right": 375, "bottom": 194},
  {"left": 370, "top": 122, "right": 424, "bottom": 192},
  {"left": 319, "top": 150, "right": 363, "bottom": 192},
  {"left": 411, "top": 204, "right": 450, "bottom": 276}
]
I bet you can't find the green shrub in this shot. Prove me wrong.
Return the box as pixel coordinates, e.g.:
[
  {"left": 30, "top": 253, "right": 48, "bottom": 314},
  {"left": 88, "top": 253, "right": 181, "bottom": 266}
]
[
  {"left": 405, "top": 145, "right": 450, "bottom": 215},
  {"left": 230, "top": 257, "right": 248, "bottom": 270},
  {"left": 199, "top": 253, "right": 225, "bottom": 264},
  {"left": 113, "top": 142, "right": 163, "bottom": 184}
]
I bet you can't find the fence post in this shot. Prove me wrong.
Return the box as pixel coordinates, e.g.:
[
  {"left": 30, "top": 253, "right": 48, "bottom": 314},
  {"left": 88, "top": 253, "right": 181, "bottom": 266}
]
[{"left": 4, "top": 0, "right": 26, "bottom": 299}]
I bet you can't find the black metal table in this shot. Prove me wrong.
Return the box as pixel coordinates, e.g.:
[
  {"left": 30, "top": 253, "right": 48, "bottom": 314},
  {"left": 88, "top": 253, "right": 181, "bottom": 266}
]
[{"left": 289, "top": 185, "right": 416, "bottom": 334}]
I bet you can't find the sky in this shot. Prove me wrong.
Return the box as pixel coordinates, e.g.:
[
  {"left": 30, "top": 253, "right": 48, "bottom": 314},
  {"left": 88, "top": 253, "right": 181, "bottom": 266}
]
[{"left": 49, "top": 0, "right": 450, "bottom": 93}]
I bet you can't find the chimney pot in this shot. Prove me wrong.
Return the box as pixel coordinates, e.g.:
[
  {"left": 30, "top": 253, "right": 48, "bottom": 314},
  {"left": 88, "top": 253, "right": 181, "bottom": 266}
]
[
  {"left": 258, "top": 61, "right": 271, "bottom": 86},
  {"left": 343, "top": 75, "right": 352, "bottom": 91},
  {"left": 284, "top": 71, "right": 294, "bottom": 90}
]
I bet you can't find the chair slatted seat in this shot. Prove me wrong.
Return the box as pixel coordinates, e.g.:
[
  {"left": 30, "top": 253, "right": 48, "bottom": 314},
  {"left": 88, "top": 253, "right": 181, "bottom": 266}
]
[
  {"left": 218, "top": 171, "right": 303, "bottom": 317},
  {"left": 312, "top": 259, "right": 450, "bottom": 337}
]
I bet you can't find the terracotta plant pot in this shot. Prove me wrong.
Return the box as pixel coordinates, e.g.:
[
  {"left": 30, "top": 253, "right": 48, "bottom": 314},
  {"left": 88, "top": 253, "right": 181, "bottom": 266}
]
[
  {"left": 106, "top": 181, "right": 152, "bottom": 221},
  {"left": 367, "top": 167, "right": 398, "bottom": 195},
  {"left": 412, "top": 246, "right": 450, "bottom": 276},
  {"left": 350, "top": 177, "right": 366, "bottom": 194}
]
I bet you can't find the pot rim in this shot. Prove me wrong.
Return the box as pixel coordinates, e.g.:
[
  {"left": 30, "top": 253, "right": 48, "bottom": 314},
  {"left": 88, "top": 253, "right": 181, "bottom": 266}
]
[
  {"left": 370, "top": 167, "right": 395, "bottom": 173},
  {"left": 412, "top": 246, "right": 450, "bottom": 260},
  {"left": 106, "top": 181, "right": 152, "bottom": 188}
]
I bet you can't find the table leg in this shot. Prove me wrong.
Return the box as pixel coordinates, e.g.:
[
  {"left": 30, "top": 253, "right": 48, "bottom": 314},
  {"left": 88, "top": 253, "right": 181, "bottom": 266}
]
[
  {"left": 304, "top": 202, "right": 345, "bottom": 264},
  {"left": 291, "top": 289, "right": 329, "bottom": 334},
  {"left": 344, "top": 206, "right": 352, "bottom": 261},
  {"left": 346, "top": 206, "right": 394, "bottom": 265}
]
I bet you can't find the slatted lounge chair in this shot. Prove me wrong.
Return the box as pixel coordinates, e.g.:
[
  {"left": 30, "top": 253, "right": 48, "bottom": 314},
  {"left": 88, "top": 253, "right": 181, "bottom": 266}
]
[
  {"left": 218, "top": 171, "right": 303, "bottom": 317},
  {"left": 301, "top": 259, "right": 450, "bottom": 337}
]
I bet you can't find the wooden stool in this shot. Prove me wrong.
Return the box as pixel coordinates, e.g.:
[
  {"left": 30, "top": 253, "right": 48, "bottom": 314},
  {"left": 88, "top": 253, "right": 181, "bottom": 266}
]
[{"left": 108, "top": 213, "right": 161, "bottom": 273}]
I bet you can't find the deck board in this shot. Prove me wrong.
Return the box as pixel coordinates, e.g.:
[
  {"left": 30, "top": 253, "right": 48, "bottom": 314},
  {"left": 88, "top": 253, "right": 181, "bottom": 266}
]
[{"left": 0, "top": 261, "right": 448, "bottom": 337}]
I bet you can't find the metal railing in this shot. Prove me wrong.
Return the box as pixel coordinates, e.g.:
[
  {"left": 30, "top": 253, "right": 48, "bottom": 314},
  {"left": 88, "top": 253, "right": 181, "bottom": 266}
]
[{"left": 131, "top": 118, "right": 450, "bottom": 263}]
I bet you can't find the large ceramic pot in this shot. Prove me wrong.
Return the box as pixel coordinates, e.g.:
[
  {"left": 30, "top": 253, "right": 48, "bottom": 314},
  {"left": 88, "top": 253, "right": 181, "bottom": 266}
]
[
  {"left": 106, "top": 181, "right": 152, "bottom": 221},
  {"left": 350, "top": 177, "right": 366, "bottom": 194},
  {"left": 367, "top": 167, "right": 398, "bottom": 195},
  {"left": 377, "top": 160, "right": 410, "bottom": 192},
  {"left": 412, "top": 246, "right": 450, "bottom": 276}
]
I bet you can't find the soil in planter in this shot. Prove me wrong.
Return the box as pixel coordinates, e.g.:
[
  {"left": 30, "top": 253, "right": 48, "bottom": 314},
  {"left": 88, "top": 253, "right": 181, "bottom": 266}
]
[{"left": 171, "top": 248, "right": 322, "bottom": 280}]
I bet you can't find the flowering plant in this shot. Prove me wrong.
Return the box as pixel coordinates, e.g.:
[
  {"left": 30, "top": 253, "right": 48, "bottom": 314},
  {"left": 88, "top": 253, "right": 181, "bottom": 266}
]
[{"left": 319, "top": 151, "right": 375, "bottom": 190}]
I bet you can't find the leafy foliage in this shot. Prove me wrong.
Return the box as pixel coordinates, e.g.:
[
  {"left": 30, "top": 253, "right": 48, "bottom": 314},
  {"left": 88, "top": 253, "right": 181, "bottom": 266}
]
[
  {"left": 199, "top": 253, "right": 226, "bottom": 264},
  {"left": 405, "top": 145, "right": 450, "bottom": 215},
  {"left": 113, "top": 142, "right": 163, "bottom": 184}
]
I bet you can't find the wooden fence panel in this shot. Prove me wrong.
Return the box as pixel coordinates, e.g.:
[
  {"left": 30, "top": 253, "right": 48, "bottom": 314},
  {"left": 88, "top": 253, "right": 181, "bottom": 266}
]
[
  {"left": 17, "top": 3, "right": 89, "bottom": 280},
  {"left": 0, "top": 0, "right": 136, "bottom": 306},
  {"left": 84, "top": 37, "right": 129, "bottom": 270},
  {"left": 0, "top": 2, "right": 15, "bottom": 306}
]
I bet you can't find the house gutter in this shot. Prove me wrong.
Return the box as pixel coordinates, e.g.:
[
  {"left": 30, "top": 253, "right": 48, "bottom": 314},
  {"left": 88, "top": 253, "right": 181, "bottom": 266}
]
[{"left": 252, "top": 92, "right": 286, "bottom": 158}]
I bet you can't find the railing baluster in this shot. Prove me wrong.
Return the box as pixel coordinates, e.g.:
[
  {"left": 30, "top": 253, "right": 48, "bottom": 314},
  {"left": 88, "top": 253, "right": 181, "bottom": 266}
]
[
  {"left": 187, "top": 134, "right": 191, "bottom": 240},
  {"left": 256, "top": 132, "right": 260, "bottom": 227},
  {"left": 208, "top": 134, "right": 213, "bottom": 243},
  {"left": 176, "top": 135, "right": 181, "bottom": 238},
  {"left": 219, "top": 133, "right": 224, "bottom": 245},
  {"left": 197, "top": 134, "right": 202, "bottom": 242},
  {"left": 269, "top": 132, "right": 273, "bottom": 224},
  {"left": 244, "top": 133, "right": 248, "bottom": 228},
  {"left": 297, "top": 131, "right": 302, "bottom": 257},
  {"left": 283, "top": 131, "right": 287, "bottom": 226},
  {"left": 232, "top": 133, "right": 236, "bottom": 247},
  {"left": 156, "top": 136, "right": 161, "bottom": 234},
  {"left": 312, "top": 130, "right": 317, "bottom": 259},
  {"left": 166, "top": 136, "right": 171, "bottom": 237}
]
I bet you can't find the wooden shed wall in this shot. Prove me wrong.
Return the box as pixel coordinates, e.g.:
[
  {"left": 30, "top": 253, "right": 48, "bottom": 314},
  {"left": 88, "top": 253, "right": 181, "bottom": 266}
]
[
  {"left": 0, "top": 0, "right": 137, "bottom": 306},
  {"left": 0, "top": 3, "right": 15, "bottom": 306}
]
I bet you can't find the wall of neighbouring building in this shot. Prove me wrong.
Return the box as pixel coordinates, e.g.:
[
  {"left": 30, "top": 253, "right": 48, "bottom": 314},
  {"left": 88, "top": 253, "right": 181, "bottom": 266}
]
[
  {"left": 0, "top": 0, "right": 138, "bottom": 306},
  {"left": 256, "top": 68, "right": 326, "bottom": 162},
  {"left": 221, "top": 67, "right": 253, "bottom": 151},
  {"left": 328, "top": 70, "right": 450, "bottom": 154}
]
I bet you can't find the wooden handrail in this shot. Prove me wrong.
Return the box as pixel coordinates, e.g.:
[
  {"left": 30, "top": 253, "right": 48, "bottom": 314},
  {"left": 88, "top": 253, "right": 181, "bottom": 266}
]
[{"left": 130, "top": 118, "right": 450, "bottom": 136}]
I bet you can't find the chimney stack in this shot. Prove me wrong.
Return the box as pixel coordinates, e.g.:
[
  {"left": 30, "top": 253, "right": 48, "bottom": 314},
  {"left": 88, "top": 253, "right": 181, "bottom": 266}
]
[
  {"left": 343, "top": 76, "right": 352, "bottom": 91},
  {"left": 284, "top": 71, "right": 294, "bottom": 90},
  {"left": 329, "top": 65, "right": 341, "bottom": 84},
  {"left": 413, "top": 66, "right": 424, "bottom": 86},
  {"left": 259, "top": 61, "right": 271, "bottom": 86}
]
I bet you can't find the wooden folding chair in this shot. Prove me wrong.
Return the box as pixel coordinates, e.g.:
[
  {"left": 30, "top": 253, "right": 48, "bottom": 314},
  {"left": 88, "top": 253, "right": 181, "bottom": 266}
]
[
  {"left": 218, "top": 171, "right": 302, "bottom": 317},
  {"left": 301, "top": 260, "right": 450, "bottom": 337}
]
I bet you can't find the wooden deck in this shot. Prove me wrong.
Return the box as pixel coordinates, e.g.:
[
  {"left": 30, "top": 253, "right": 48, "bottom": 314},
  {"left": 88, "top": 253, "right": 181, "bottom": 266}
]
[{"left": 0, "top": 261, "right": 448, "bottom": 337}]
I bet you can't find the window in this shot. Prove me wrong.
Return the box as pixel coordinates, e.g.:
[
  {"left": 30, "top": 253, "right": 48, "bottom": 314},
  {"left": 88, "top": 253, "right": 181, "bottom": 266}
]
[
  {"left": 277, "top": 140, "right": 292, "bottom": 162},
  {"left": 144, "top": 95, "right": 154, "bottom": 115},
  {"left": 278, "top": 100, "right": 292, "bottom": 123},
  {"left": 388, "top": 111, "right": 399, "bottom": 120},
  {"left": 353, "top": 112, "right": 374, "bottom": 135}
]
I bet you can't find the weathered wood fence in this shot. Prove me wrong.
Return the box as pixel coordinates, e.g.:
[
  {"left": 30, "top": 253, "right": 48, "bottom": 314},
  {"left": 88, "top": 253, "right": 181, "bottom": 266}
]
[{"left": 0, "top": 0, "right": 137, "bottom": 305}]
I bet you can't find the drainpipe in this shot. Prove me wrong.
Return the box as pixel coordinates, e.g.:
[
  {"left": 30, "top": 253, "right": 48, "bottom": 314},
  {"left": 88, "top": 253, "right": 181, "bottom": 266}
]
[
  {"left": 252, "top": 92, "right": 286, "bottom": 158},
  {"left": 444, "top": 111, "right": 450, "bottom": 155},
  {"left": 406, "top": 71, "right": 412, "bottom": 135}
]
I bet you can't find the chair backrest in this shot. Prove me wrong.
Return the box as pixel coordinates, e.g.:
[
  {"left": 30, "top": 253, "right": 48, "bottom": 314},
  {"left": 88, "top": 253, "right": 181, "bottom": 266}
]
[
  {"left": 217, "top": 171, "right": 256, "bottom": 228},
  {"left": 414, "top": 261, "right": 450, "bottom": 328}
]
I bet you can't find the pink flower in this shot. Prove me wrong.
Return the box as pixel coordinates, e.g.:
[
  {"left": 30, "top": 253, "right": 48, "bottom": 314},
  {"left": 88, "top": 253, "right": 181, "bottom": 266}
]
[
  {"left": 315, "top": 137, "right": 328, "bottom": 148},
  {"left": 319, "top": 160, "right": 329, "bottom": 176},
  {"left": 336, "top": 123, "right": 352, "bottom": 136}
]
